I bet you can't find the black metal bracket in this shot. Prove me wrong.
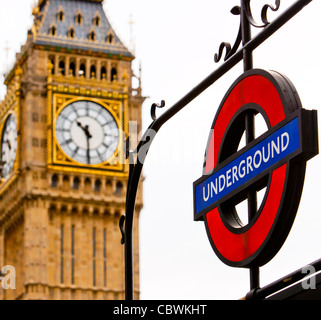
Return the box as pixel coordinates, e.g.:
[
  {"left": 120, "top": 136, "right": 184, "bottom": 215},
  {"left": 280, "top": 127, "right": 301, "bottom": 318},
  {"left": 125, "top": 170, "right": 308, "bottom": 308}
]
[
  {"left": 119, "top": 215, "right": 126, "bottom": 245},
  {"left": 245, "top": 258, "right": 321, "bottom": 300},
  {"left": 121, "top": 0, "right": 314, "bottom": 300},
  {"left": 214, "top": 0, "right": 281, "bottom": 63}
]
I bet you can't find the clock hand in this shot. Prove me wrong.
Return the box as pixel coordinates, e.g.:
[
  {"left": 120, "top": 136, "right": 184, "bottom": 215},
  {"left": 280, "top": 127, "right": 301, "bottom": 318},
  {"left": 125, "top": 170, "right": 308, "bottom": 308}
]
[
  {"left": 77, "top": 121, "right": 93, "bottom": 164},
  {"left": 85, "top": 126, "right": 91, "bottom": 164},
  {"left": 77, "top": 122, "right": 92, "bottom": 139},
  {"left": 84, "top": 125, "right": 92, "bottom": 139},
  {"left": 4, "top": 139, "right": 11, "bottom": 150},
  {"left": 86, "top": 141, "right": 90, "bottom": 164},
  {"left": 77, "top": 121, "right": 85, "bottom": 132}
]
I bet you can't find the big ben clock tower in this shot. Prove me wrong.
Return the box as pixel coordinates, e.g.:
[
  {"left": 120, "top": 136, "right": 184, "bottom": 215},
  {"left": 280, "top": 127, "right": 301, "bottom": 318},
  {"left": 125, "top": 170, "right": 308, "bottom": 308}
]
[{"left": 0, "top": 0, "right": 143, "bottom": 300}]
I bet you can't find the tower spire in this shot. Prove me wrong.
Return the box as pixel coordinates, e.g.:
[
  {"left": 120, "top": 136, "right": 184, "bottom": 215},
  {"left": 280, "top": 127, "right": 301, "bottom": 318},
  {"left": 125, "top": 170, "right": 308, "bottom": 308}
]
[
  {"left": 128, "top": 14, "right": 136, "bottom": 54},
  {"left": 4, "top": 41, "right": 10, "bottom": 73}
]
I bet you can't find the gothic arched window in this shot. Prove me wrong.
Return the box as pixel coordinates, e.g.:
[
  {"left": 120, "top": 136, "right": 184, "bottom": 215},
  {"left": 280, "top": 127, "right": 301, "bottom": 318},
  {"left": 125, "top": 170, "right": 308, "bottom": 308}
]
[
  {"left": 68, "top": 27, "right": 75, "bottom": 38},
  {"left": 90, "top": 65, "right": 96, "bottom": 78},
  {"left": 115, "top": 181, "right": 123, "bottom": 195},
  {"left": 49, "top": 25, "right": 57, "bottom": 36},
  {"left": 94, "top": 179, "right": 101, "bottom": 193},
  {"left": 100, "top": 66, "right": 107, "bottom": 80},
  {"left": 111, "top": 67, "right": 117, "bottom": 81},
  {"left": 59, "top": 60, "right": 65, "bottom": 75},
  {"left": 79, "top": 63, "right": 86, "bottom": 77},
  {"left": 57, "top": 9, "right": 64, "bottom": 22},
  {"left": 75, "top": 11, "right": 83, "bottom": 25},
  {"left": 107, "top": 33, "right": 113, "bottom": 44},
  {"left": 73, "top": 177, "right": 80, "bottom": 190},
  {"left": 69, "top": 61, "right": 76, "bottom": 76},
  {"left": 89, "top": 30, "right": 96, "bottom": 41},
  {"left": 51, "top": 174, "right": 58, "bottom": 188},
  {"left": 93, "top": 15, "right": 100, "bottom": 27}
]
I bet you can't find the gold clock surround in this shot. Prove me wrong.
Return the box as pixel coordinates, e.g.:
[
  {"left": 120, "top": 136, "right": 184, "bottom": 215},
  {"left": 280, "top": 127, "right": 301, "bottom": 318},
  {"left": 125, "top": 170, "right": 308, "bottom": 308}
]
[
  {"left": 0, "top": 100, "right": 21, "bottom": 188},
  {"left": 48, "top": 92, "right": 128, "bottom": 176}
]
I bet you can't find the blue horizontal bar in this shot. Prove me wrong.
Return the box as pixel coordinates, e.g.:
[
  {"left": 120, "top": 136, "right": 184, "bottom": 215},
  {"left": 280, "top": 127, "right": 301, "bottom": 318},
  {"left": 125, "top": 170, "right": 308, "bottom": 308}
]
[{"left": 194, "top": 117, "right": 300, "bottom": 215}]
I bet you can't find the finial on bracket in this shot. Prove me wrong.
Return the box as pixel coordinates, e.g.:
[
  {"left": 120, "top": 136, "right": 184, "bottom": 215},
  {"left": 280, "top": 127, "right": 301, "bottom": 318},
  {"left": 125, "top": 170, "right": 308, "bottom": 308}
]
[{"left": 151, "top": 100, "right": 166, "bottom": 121}]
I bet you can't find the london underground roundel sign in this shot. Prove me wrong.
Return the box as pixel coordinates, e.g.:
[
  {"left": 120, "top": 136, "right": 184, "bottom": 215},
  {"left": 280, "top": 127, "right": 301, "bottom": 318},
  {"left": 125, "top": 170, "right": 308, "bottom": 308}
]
[{"left": 193, "top": 69, "right": 318, "bottom": 268}]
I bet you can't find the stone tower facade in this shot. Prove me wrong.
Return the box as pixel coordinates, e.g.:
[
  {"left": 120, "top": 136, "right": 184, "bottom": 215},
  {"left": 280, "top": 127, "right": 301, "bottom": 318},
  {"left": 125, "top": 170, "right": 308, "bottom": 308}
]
[{"left": 0, "top": 0, "right": 143, "bottom": 300}]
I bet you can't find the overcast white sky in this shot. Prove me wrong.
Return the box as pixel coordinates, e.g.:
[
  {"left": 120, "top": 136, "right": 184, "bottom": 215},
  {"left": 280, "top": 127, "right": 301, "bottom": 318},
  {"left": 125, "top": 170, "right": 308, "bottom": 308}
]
[{"left": 1, "top": 0, "right": 321, "bottom": 300}]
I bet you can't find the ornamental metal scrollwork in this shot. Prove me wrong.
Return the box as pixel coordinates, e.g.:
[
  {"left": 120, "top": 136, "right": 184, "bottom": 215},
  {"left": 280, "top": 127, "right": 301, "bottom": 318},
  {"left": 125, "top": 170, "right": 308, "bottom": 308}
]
[
  {"left": 245, "top": 0, "right": 281, "bottom": 27},
  {"left": 214, "top": 0, "right": 281, "bottom": 63},
  {"left": 151, "top": 100, "right": 166, "bottom": 121},
  {"left": 214, "top": 6, "right": 242, "bottom": 63}
]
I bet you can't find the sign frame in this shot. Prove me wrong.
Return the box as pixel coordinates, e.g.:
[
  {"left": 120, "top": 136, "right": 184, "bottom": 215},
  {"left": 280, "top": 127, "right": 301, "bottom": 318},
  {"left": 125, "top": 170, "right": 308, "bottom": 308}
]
[
  {"left": 193, "top": 69, "right": 318, "bottom": 268},
  {"left": 121, "top": 0, "right": 316, "bottom": 299}
]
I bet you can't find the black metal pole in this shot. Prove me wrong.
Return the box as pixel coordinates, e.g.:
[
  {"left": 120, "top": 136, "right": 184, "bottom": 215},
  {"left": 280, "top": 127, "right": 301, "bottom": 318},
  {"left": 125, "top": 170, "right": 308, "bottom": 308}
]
[
  {"left": 240, "top": 0, "right": 260, "bottom": 291},
  {"left": 123, "top": 0, "right": 313, "bottom": 300},
  {"left": 241, "top": 0, "right": 253, "bottom": 71},
  {"left": 124, "top": 214, "right": 133, "bottom": 300},
  {"left": 124, "top": 218, "right": 133, "bottom": 300},
  {"left": 124, "top": 151, "right": 135, "bottom": 300},
  {"left": 245, "top": 112, "right": 260, "bottom": 290}
]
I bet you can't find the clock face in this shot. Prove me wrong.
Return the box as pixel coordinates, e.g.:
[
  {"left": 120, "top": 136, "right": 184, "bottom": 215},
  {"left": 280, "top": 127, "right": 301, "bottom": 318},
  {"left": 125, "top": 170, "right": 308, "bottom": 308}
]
[
  {"left": 1, "top": 113, "right": 18, "bottom": 178},
  {"left": 55, "top": 100, "right": 120, "bottom": 165}
]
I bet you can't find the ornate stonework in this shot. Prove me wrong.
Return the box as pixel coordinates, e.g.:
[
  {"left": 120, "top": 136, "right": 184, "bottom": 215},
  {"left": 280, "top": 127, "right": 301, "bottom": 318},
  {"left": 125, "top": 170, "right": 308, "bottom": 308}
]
[{"left": 0, "top": 0, "right": 143, "bottom": 300}]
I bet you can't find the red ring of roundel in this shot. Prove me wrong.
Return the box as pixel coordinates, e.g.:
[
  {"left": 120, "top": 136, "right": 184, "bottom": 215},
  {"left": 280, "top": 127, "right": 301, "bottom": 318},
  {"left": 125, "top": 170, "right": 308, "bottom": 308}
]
[{"left": 204, "top": 72, "right": 288, "bottom": 266}]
